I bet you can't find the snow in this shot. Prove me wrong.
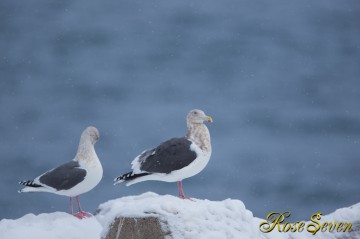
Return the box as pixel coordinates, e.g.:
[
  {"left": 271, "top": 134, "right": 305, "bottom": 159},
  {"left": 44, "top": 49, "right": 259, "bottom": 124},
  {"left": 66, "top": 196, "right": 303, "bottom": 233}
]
[
  {"left": 0, "top": 212, "right": 102, "bottom": 239},
  {"left": 97, "top": 192, "right": 360, "bottom": 239},
  {"left": 1, "top": 192, "right": 359, "bottom": 239},
  {"left": 96, "top": 192, "right": 258, "bottom": 239}
]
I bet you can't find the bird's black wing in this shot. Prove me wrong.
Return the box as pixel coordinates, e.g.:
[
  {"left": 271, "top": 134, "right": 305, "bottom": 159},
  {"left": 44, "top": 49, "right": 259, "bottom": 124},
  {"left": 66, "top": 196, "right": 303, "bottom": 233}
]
[
  {"left": 139, "top": 137, "right": 197, "bottom": 174},
  {"left": 38, "top": 161, "right": 86, "bottom": 191}
]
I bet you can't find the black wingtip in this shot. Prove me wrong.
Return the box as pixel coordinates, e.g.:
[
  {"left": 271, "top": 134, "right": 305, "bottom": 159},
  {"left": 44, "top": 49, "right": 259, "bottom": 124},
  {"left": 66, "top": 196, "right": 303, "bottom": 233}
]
[
  {"left": 113, "top": 172, "right": 150, "bottom": 185},
  {"left": 113, "top": 172, "right": 132, "bottom": 185},
  {"left": 19, "top": 180, "right": 42, "bottom": 188},
  {"left": 19, "top": 180, "right": 27, "bottom": 186}
]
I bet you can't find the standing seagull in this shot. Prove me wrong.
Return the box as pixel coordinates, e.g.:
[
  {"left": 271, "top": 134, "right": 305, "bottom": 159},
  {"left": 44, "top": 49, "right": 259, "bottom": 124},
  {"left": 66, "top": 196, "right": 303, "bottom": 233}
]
[
  {"left": 19, "top": 126, "right": 103, "bottom": 219},
  {"left": 114, "top": 109, "right": 212, "bottom": 199}
]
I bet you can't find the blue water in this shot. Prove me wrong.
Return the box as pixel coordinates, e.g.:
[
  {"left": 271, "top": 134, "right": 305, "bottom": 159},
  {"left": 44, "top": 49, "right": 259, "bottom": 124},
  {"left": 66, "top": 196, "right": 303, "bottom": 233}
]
[{"left": 1, "top": 0, "right": 360, "bottom": 221}]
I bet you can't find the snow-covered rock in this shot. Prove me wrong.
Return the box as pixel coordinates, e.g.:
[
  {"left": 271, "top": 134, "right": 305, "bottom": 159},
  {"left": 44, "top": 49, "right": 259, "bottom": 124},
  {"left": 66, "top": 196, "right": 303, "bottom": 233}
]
[
  {"left": 1, "top": 192, "right": 359, "bottom": 239},
  {"left": 96, "top": 192, "right": 360, "bottom": 239},
  {"left": 96, "top": 192, "right": 258, "bottom": 239}
]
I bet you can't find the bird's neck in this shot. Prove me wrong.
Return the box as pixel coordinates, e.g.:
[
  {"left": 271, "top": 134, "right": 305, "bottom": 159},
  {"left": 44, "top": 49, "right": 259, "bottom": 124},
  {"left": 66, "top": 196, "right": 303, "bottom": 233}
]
[
  {"left": 186, "top": 123, "right": 211, "bottom": 153},
  {"left": 75, "top": 139, "right": 99, "bottom": 167}
]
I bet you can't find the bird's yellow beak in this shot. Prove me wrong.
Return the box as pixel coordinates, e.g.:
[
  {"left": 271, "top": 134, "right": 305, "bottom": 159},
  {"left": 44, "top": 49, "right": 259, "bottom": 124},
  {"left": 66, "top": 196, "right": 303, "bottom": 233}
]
[{"left": 206, "top": 116, "right": 213, "bottom": 123}]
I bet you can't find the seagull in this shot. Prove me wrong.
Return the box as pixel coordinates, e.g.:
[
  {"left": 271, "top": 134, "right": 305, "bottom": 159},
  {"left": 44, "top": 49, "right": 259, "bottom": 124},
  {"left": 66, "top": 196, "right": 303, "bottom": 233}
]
[
  {"left": 19, "top": 126, "right": 103, "bottom": 219},
  {"left": 114, "top": 109, "right": 212, "bottom": 199}
]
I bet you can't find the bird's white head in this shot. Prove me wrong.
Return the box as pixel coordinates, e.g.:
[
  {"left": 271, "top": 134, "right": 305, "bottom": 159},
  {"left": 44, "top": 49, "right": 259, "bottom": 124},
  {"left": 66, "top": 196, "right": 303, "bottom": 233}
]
[
  {"left": 187, "top": 109, "right": 213, "bottom": 124},
  {"left": 82, "top": 126, "right": 100, "bottom": 145}
]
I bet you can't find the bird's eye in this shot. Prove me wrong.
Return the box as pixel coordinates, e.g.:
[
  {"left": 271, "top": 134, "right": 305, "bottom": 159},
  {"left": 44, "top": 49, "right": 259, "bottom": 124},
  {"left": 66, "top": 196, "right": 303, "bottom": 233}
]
[{"left": 193, "top": 111, "right": 198, "bottom": 115}]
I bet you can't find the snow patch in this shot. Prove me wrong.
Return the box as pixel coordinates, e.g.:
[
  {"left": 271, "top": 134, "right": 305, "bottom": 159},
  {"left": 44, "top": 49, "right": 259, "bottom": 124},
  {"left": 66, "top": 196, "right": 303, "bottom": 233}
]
[{"left": 0, "top": 212, "right": 102, "bottom": 239}]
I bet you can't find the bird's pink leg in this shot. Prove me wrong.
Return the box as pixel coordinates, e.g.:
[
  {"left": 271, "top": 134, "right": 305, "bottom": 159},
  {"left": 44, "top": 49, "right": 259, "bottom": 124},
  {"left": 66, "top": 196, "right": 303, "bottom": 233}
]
[
  {"left": 69, "top": 197, "right": 74, "bottom": 215},
  {"left": 73, "top": 196, "right": 92, "bottom": 219},
  {"left": 177, "top": 181, "right": 193, "bottom": 200}
]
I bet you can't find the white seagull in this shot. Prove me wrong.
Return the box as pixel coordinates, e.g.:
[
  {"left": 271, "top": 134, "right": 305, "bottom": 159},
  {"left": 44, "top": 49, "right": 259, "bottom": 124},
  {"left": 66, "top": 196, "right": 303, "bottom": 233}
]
[
  {"left": 19, "top": 126, "right": 103, "bottom": 219},
  {"left": 114, "top": 109, "right": 212, "bottom": 199}
]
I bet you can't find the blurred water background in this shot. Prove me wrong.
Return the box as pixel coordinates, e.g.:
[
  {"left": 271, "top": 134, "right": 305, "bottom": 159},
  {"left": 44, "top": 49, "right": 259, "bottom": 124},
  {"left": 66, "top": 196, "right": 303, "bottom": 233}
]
[{"left": 1, "top": 0, "right": 359, "bottom": 221}]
